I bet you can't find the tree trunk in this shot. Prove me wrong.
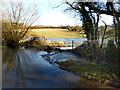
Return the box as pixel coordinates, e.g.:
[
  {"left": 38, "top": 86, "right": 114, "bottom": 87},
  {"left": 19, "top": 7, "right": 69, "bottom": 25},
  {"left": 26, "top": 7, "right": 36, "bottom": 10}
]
[
  {"left": 100, "top": 21, "right": 107, "bottom": 48},
  {"left": 117, "top": 19, "right": 120, "bottom": 82},
  {"left": 80, "top": 4, "right": 94, "bottom": 40},
  {"left": 113, "top": 17, "right": 118, "bottom": 44},
  {"left": 95, "top": 14, "right": 100, "bottom": 40},
  {"left": 90, "top": 23, "right": 94, "bottom": 40}
]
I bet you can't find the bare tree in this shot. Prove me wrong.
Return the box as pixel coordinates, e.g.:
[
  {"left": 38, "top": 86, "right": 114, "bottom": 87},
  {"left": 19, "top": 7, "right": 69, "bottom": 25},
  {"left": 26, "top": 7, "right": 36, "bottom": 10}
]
[{"left": 1, "top": 1, "right": 40, "bottom": 47}]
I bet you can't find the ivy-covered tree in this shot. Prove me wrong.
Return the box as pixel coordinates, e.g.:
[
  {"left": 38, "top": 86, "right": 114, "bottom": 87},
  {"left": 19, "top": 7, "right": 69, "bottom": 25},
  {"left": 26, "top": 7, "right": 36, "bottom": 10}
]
[
  {"left": 64, "top": 0, "right": 120, "bottom": 81},
  {"left": 65, "top": 1, "right": 100, "bottom": 40}
]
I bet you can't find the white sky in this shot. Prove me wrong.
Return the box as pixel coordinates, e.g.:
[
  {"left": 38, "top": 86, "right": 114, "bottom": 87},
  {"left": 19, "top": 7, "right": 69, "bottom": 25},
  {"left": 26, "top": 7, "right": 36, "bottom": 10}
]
[{"left": 2, "top": 0, "right": 114, "bottom": 26}]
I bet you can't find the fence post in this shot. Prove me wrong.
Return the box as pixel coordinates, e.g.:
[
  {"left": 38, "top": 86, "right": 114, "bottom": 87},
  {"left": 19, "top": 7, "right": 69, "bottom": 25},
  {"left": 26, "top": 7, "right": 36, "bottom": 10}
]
[{"left": 72, "top": 40, "right": 74, "bottom": 50}]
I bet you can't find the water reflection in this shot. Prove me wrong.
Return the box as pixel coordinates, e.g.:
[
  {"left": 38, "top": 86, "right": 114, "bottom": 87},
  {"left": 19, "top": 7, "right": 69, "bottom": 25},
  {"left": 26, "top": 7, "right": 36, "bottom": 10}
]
[
  {"left": 2, "top": 48, "right": 113, "bottom": 88},
  {"left": 2, "top": 48, "right": 46, "bottom": 88},
  {"left": 3, "top": 49, "right": 22, "bottom": 87},
  {"left": 2, "top": 48, "right": 81, "bottom": 88}
]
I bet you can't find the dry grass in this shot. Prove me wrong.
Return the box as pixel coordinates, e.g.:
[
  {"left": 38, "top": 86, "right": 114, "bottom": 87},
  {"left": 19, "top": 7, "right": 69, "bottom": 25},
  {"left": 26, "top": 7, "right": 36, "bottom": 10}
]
[{"left": 25, "top": 29, "right": 85, "bottom": 38}]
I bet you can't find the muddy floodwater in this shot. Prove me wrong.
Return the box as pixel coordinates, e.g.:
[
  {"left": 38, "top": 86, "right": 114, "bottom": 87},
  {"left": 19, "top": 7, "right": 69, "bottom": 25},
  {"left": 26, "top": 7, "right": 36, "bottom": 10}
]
[{"left": 2, "top": 48, "right": 113, "bottom": 88}]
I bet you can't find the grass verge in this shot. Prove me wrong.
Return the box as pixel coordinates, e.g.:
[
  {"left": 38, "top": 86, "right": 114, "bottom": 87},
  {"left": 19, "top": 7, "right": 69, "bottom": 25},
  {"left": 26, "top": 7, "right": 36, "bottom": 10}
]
[{"left": 55, "top": 60, "right": 119, "bottom": 88}]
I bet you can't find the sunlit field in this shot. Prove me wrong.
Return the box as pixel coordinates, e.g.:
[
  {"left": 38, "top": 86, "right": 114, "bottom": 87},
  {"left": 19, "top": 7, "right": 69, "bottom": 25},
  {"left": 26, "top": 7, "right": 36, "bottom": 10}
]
[{"left": 25, "top": 29, "right": 85, "bottom": 38}]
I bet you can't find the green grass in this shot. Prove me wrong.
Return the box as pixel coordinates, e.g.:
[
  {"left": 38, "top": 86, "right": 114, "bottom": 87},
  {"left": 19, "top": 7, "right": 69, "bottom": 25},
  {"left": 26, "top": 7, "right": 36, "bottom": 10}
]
[
  {"left": 0, "top": 46, "right": 7, "bottom": 48},
  {"left": 25, "top": 29, "right": 86, "bottom": 38},
  {"left": 56, "top": 60, "right": 119, "bottom": 88}
]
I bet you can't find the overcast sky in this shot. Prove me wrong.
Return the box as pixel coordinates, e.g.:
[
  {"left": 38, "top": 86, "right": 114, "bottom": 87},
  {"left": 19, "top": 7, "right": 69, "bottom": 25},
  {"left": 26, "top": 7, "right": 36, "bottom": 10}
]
[{"left": 2, "top": 0, "right": 114, "bottom": 26}]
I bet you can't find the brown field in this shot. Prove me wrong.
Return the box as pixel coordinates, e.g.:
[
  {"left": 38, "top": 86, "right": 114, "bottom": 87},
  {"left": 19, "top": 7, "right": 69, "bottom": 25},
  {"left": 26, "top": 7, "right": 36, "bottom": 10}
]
[{"left": 25, "top": 28, "right": 85, "bottom": 38}]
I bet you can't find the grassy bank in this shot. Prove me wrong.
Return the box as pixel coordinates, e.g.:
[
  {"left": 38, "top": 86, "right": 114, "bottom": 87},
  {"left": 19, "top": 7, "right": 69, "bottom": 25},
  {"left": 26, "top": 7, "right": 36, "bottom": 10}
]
[
  {"left": 25, "top": 29, "right": 85, "bottom": 38},
  {"left": 55, "top": 60, "right": 119, "bottom": 88},
  {"left": 0, "top": 46, "right": 8, "bottom": 48}
]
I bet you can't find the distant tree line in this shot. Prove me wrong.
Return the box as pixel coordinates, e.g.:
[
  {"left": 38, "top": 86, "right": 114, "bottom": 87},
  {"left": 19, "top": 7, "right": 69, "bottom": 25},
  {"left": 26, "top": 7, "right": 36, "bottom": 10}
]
[
  {"left": 30, "top": 26, "right": 67, "bottom": 29},
  {"left": 66, "top": 25, "right": 83, "bottom": 32}
]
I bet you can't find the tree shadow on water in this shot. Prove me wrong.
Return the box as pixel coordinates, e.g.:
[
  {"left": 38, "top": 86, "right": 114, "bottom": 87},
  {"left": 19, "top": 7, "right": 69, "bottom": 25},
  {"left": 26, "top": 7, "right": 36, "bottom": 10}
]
[{"left": 2, "top": 48, "right": 41, "bottom": 88}]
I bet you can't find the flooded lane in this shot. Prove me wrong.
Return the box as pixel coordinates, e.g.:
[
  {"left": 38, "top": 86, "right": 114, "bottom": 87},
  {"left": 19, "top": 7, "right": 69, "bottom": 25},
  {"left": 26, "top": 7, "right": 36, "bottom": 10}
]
[
  {"left": 2, "top": 48, "right": 81, "bottom": 88},
  {"left": 2, "top": 48, "right": 112, "bottom": 88}
]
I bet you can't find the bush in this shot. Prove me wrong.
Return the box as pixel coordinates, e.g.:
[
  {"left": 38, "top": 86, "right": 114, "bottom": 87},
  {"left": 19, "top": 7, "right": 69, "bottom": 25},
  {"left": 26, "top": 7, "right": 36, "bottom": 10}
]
[
  {"left": 73, "top": 40, "right": 118, "bottom": 65},
  {"left": 74, "top": 40, "right": 102, "bottom": 63},
  {"left": 105, "top": 40, "right": 117, "bottom": 64}
]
